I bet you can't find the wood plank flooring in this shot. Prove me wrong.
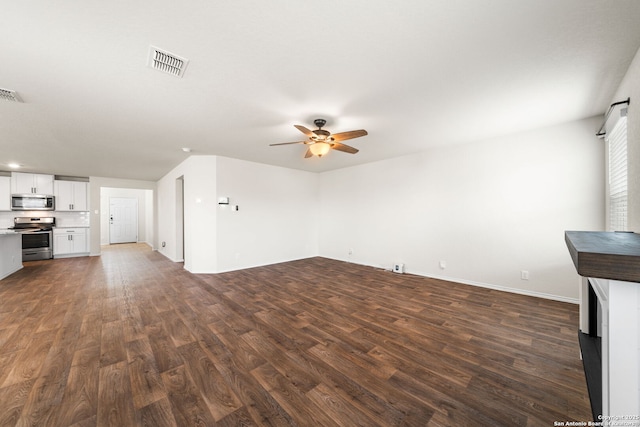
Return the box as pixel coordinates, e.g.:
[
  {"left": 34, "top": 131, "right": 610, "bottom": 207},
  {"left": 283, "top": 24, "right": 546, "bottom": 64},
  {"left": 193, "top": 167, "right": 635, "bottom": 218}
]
[{"left": 0, "top": 243, "right": 591, "bottom": 426}]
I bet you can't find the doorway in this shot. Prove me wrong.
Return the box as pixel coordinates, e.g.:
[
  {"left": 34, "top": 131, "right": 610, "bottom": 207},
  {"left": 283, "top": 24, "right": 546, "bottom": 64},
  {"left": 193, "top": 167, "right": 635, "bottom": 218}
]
[{"left": 109, "top": 197, "right": 138, "bottom": 244}]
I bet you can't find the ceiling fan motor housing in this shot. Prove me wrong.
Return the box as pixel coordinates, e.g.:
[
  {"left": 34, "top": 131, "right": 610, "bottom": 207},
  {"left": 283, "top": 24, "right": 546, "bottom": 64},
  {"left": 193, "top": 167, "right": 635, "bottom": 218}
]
[
  {"left": 313, "top": 129, "right": 331, "bottom": 140},
  {"left": 314, "top": 119, "right": 327, "bottom": 128}
]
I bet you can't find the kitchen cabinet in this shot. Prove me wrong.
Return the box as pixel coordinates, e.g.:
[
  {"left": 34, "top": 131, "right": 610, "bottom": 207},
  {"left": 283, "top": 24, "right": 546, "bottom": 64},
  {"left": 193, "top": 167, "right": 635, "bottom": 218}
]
[
  {"left": 53, "top": 227, "right": 88, "bottom": 257},
  {"left": 0, "top": 231, "right": 22, "bottom": 280},
  {"left": 0, "top": 176, "right": 10, "bottom": 211},
  {"left": 54, "top": 180, "right": 88, "bottom": 211},
  {"left": 11, "top": 172, "right": 54, "bottom": 195}
]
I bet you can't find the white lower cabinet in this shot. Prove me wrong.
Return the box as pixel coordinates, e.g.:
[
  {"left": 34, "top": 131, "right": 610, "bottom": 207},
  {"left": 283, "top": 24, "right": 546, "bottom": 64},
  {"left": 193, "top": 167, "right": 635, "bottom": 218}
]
[{"left": 53, "top": 228, "right": 88, "bottom": 257}]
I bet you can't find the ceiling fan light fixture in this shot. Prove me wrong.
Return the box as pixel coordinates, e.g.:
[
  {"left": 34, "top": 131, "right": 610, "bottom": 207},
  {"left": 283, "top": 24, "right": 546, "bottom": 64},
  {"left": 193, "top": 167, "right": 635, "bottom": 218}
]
[
  {"left": 309, "top": 142, "right": 331, "bottom": 157},
  {"left": 270, "top": 120, "right": 367, "bottom": 158}
]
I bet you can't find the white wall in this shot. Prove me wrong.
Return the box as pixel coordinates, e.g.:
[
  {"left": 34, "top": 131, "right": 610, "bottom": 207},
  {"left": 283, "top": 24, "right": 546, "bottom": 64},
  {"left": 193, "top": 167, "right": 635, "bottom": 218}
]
[
  {"left": 100, "top": 187, "right": 153, "bottom": 246},
  {"left": 610, "top": 45, "right": 640, "bottom": 232},
  {"left": 215, "top": 157, "right": 318, "bottom": 272},
  {"left": 318, "top": 117, "right": 604, "bottom": 302},
  {"left": 156, "top": 155, "right": 319, "bottom": 274},
  {"left": 146, "top": 189, "right": 155, "bottom": 255},
  {"left": 157, "top": 156, "right": 217, "bottom": 273}
]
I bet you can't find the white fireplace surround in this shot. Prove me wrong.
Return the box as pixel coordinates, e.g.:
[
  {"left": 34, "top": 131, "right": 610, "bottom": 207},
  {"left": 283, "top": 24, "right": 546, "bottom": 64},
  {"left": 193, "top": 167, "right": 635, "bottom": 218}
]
[{"left": 580, "top": 277, "right": 640, "bottom": 419}]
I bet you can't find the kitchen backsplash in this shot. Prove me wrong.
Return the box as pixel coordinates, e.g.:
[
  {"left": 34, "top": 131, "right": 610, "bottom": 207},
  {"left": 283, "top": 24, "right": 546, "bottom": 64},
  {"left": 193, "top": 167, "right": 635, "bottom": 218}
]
[{"left": 0, "top": 210, "right": 90, "bottom": 228}]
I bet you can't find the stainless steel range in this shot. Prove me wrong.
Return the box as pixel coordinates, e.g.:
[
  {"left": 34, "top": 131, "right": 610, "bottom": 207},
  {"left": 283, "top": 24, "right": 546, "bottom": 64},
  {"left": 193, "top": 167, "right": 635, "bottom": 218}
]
[{"left": 11, "top": 217, "right": 56, "bottom": 261}]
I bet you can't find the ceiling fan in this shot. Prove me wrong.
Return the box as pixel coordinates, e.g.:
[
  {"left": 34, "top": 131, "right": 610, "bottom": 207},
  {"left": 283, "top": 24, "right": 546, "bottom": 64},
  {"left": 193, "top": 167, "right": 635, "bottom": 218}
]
[{"left": 270, "top": 119, "right": 368, "bottom": 158}]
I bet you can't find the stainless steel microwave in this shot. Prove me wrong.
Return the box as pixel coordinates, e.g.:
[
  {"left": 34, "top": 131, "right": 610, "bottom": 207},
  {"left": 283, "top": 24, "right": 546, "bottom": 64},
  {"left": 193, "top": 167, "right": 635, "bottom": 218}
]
[{"left": 11, "top": 194, "right": 55, "bottom": 211}]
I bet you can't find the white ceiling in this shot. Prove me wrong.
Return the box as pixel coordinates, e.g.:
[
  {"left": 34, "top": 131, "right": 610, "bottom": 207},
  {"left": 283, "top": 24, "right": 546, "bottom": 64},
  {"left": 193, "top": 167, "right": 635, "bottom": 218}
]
[{"left": 2, "top": 1, "right": 640, "bottom": 181}]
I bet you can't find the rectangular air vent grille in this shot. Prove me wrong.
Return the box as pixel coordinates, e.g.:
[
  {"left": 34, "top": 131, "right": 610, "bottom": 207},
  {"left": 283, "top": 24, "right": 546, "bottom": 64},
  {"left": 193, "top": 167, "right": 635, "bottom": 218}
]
[
  {"left": 0, "top": 88, "right": 22, "bottom": 102},
  {"left": 148, "top": 46, "right": 189, "bottom": 78}
]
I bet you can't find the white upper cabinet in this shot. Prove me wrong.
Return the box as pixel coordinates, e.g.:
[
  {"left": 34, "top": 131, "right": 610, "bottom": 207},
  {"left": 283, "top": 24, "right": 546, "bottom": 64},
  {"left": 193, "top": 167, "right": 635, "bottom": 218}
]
[
  {"left": 54, "top": 180, "right": 88, "bottom": 211},
  {"left": 11, "top": 172, "right": 54, "bottom": 195},
  {"left": 0, "top": 176, "right": 10, "bottom": 211}
]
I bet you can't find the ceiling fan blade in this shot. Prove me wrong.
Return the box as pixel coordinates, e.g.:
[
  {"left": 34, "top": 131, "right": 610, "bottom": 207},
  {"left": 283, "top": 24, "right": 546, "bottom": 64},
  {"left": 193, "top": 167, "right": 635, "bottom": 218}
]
[
  {"left": 304, "top": 148, "right": 313, "bottom": 158},
  {"left": 331, "top": 142, "right": 359, "bottom": 154},
  {"left": 330, "top": 129, "right": 368, "bottom": 142},
  {"left": 294, "top": 125, "right": 315, "bottom": 138},
  {"left": 269, "top": 141, "right": 305, "bottom": 146}
]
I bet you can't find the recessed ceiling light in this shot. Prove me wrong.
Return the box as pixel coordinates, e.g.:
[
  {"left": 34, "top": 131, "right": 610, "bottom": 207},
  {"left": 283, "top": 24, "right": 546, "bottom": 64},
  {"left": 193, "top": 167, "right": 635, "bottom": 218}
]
[
  {"left": 182, "top": 147, "right": 192, "bottom": 153},
  {"left": 8, "top": 163, "right": 20, "bottom": 169}
]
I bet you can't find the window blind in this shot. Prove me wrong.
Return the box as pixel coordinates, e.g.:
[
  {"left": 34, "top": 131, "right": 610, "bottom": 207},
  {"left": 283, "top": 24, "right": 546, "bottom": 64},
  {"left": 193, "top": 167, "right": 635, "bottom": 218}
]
[{"left": 607, "top": 115, "right": 628, "bottom": 231}]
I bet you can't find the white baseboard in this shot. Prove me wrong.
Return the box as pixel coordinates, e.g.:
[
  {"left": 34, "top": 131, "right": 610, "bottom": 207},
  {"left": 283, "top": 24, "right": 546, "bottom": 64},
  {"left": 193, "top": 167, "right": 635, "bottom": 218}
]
[
  {"left": 419, "top": 271, "right": 579, "bottom": 304},
  {"left": 0, "top": 265, "right": 23, "bottom": 281},
  {"left": 329, "top": 256, "right": 579, "bottom": 304}
]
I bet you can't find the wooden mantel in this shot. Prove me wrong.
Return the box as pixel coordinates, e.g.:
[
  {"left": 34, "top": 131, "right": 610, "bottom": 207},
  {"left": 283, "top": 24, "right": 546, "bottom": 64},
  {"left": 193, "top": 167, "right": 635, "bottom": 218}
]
[{"left": 565, "top": 231, "right": 640, "bottom": 283}]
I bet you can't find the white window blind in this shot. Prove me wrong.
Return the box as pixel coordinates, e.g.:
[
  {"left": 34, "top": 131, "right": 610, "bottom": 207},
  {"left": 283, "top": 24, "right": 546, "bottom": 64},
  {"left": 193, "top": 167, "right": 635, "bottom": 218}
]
[{"left": 607, "top": 114, "right": 628, "bottom": 231}]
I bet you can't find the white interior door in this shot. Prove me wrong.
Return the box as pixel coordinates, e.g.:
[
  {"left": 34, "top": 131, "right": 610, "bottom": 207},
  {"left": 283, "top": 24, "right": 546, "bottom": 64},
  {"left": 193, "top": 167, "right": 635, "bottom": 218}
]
[{"left": 109, "top": 197, "right": 138, "bottom": 244}]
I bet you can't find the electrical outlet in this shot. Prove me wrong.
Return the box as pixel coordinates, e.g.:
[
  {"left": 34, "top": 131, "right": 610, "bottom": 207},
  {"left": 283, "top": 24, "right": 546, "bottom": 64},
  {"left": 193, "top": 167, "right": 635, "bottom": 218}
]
[
  {"left": 521, "top": 270, "right": 529, "bottom": 280},
  {"left": 393, "top": 263, "right": 405, "bottom": 274},
  {"left": 439, "top": 260, "right": 446, "bottom": 269},
  {"left": 348, "top": 248, "right": 353, "bottom": 255}
]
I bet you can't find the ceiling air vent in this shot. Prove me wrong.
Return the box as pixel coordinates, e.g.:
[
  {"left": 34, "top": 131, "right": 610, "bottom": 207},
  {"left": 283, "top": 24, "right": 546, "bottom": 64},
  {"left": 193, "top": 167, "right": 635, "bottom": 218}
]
[
  {"left": 0, "top": 88, "right": 22, "bottom": 102},
  {"left": 148, "top": 46, "right": 189, "bottom": 78}
]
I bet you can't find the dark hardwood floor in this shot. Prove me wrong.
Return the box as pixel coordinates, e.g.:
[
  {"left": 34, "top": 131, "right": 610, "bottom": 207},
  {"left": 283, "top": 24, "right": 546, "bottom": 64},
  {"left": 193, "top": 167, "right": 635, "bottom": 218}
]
[{"left": 0, "top": 243, "right": 591, "bottom": 426}]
